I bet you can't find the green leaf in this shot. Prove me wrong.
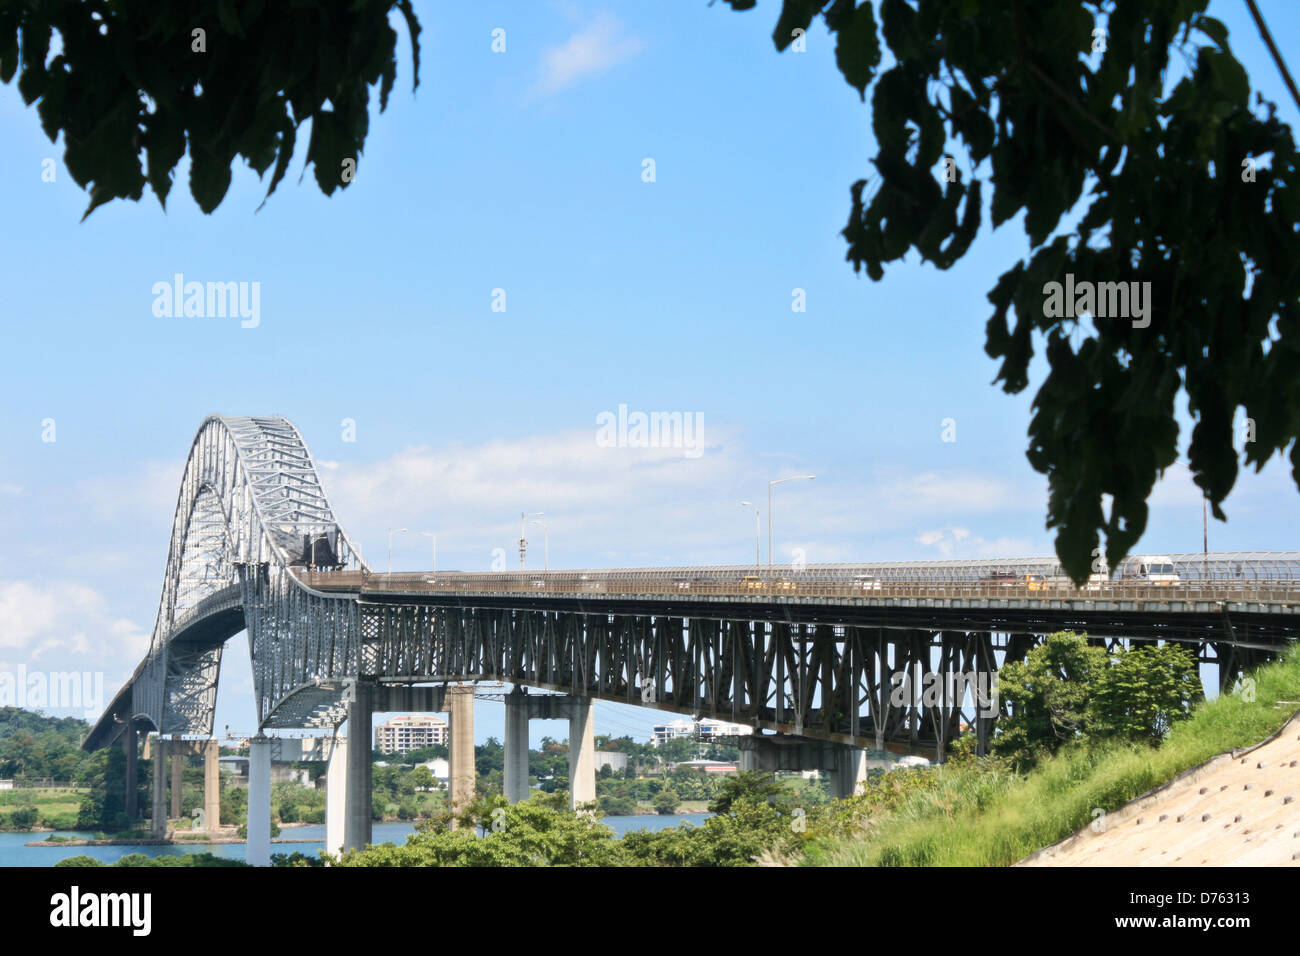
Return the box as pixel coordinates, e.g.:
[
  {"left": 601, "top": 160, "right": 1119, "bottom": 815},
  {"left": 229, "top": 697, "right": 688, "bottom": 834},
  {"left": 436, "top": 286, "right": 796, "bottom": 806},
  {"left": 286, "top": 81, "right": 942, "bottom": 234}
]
[{"left": 830, "top": 1, "right": 879, "bottom": 99}]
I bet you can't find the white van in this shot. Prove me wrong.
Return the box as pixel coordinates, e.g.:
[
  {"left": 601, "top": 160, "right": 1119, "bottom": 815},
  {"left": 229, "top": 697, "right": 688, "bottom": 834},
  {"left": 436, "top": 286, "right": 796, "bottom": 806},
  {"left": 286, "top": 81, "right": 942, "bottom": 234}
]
[{"left": 1124, "top": 555, "right": 1179, "bottom": 586}]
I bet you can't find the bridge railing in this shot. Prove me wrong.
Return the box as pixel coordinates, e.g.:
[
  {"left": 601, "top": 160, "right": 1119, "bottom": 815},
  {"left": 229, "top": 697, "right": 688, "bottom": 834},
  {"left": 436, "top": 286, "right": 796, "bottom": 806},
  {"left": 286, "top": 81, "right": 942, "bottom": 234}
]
[{"left": 299, "top": 570, "right": 1300, "bottom": 605}]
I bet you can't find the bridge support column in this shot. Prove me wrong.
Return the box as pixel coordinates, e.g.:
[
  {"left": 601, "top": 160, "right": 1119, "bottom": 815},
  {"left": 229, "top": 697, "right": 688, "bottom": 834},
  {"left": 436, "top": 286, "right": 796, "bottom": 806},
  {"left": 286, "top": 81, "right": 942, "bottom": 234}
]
[
  {"left": 204, "top": 738, "right": 220, "bottom": 831},
  {"left": 247, "top": 736, "right": 272, "bottom": 867},
  {"left": 150, "top": 737, "right": 167, "bottom": 837},
  {"left": 344, "top": 683, "right": 373, "bottom": 852},
  {"left": 738, "top": 734, "right": 879, "bottom": 799},
  {"left": 504, "top": 689, "right": 530, "bottom": 804},
  {"left": 567, "top": 697, "right": 596, "bottom": 811},
  {"left": 828, "top": 747, "right": 868, "bottom": 800},
  {"left": 122, "top": 724, "right": 138, "bottom": 824},
  {"left": 170, "top": 749, "right": 184, "bottom": 820},
  {"left": 448, "top": 684, "right": 476, "bottom": 821},
  {"left": 326, "top": 734, "right": 348, "bottom": 857}
]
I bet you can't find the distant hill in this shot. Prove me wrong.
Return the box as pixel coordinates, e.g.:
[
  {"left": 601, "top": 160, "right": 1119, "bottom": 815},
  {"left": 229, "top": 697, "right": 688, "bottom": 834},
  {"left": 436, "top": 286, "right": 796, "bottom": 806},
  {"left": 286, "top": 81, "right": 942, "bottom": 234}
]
[{"left": 0, "top": 707, "right": 90, "bottom": 747}]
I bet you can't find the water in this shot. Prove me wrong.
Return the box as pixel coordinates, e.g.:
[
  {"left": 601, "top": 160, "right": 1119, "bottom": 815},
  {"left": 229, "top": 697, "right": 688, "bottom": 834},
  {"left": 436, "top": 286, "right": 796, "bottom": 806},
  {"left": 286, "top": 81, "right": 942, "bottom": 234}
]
[{"left": 0, "top": 814, "right": 710, "bottom": 866}]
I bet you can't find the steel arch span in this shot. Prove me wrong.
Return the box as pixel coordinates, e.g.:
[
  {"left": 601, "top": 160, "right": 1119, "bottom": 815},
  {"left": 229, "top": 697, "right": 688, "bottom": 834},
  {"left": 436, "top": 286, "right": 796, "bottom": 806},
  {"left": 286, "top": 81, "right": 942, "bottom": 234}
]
[{"left": 85, "top": 416, "right": 369, "bottom": 750}]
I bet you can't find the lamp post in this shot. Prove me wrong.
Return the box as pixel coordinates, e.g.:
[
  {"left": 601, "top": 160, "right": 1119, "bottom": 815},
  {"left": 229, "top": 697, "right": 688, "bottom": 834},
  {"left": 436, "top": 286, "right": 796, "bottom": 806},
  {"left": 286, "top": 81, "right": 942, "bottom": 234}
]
[
  {"left": 531, "top": 520, "right": 549, "bottom": 571},
  {"left": 1167, "top": 460, "right": 1209, "bottom": 577},
  {"left": 740, "top": 500, "right": 760, "bottom": 573},
  {"left": 519, "top": 512, "right": 544, "bottom": 570},
  {"left": 768, "top": 475, "right": 815, "bottom": 574},
  {"left": 386, "top": 527, "right": 407, "bottom": 575},
  {"left": 419, "top": 531, "right": 437, "bottom": 573}
]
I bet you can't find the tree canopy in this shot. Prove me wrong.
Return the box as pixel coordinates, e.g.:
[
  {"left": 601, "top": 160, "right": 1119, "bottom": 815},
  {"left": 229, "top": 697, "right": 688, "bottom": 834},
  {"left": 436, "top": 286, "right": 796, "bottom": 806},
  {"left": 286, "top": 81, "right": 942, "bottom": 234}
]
[
  {"left": 724, "top": 0, "right": 1300, "bottom": 581},
  {"left": 0, "top": 0, "right": 420, "bottom": 215}
]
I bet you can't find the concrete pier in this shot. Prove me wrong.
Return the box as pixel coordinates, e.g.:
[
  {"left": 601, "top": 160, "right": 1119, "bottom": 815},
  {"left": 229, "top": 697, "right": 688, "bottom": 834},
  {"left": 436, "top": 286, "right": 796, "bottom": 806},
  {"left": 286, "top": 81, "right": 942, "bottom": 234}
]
[
  {"left": 247, "top": 736, "right": 272, "bottom": 867},
  {"left": 170, "top": 750, "right": 183, "bottom": 819},
  {"left": 448, "top": 684, "right": 476, "bottom": 819},
  {"left": 738, "top": 734, "right": 870, "bottom": 798},
  {"left": 567, "top": 697, "right": 596, "bottom": 810},
  {"left": 498, "top": 691, "right": 596, "bottom": 811},
  {"left": 503, "top": 689, "right": 530, "bottom": 804},
  {"left": 150, "top": 736, "right": 167, "bottom": 837},
  {"left": 343, "top": 683, "right": 373, "bottom": 852},
  {"left": 203, "top": 737, "right": 220, "bottom": 831},
  {"left": 325, "top": 734, "right": 348, "bottom": 857},
  {"left": 828, "top": 747, "right": 868, "bottom": 799}
]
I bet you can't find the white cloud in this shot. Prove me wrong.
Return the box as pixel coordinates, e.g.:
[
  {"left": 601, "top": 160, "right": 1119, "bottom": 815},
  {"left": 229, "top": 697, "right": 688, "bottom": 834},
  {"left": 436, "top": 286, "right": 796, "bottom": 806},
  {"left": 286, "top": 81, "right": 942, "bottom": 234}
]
[
  {"left": 75, "top": 459, "right": 184, "bottom": 523},
  {"left": 319, "top": 426, "right": 1048, "bottom": 570},
  {"left": 0, "top": 580, "right": 149, "bottom": 660},
  {"left": 535, "top": 12, "right": 643, "bottom": 97},
  {"left": 914, "top": 526, "right": 1035, "bottom": 559}
]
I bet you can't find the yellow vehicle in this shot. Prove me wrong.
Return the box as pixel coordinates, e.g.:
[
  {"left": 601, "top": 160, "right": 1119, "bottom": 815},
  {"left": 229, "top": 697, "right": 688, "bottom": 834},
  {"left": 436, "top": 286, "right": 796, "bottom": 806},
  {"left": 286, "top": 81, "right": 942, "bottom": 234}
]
[
  {"left": 1022, "top": 573, "right": 1046, "bottom": 591},
  {"left": 773, "top": 579, "right": 798, "bottom": 593},
  {"left": 740, "top": 575, "right": 765, "bottom": 592}
]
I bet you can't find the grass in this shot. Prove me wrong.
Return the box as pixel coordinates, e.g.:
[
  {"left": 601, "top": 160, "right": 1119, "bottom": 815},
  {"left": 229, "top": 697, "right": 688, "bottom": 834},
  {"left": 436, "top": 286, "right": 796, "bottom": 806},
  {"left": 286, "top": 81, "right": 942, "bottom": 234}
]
[{"left": 810, "top": 646, "right": 1300, "bottom": 867}]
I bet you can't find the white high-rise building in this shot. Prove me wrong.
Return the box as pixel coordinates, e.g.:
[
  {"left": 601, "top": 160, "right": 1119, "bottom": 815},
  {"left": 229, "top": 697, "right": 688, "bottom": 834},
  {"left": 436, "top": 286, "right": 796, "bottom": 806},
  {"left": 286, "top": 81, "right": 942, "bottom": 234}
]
[
  {"left": 650, "top": 717, "right": 750, "bottom": 747},
  {"left": 375, "top": 715, "right": 449, "bottom": 753}
]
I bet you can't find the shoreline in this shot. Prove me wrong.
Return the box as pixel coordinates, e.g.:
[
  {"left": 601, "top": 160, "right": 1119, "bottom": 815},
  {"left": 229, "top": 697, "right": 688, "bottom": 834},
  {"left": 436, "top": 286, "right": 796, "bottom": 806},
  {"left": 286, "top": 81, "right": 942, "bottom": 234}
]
[
  {"left": 19, "top": 809, "right": 708, "bottom": 846},
  {"left": 25, "top": 836, "right": 321, "bottom": 848}
]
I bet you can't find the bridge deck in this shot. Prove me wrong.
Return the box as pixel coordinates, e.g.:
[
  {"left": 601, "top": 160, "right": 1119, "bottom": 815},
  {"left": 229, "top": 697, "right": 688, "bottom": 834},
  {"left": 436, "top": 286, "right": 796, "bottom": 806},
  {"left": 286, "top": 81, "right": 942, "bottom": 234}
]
[{"left": 300, "top": 569, "right": 1300, "bottom": 610}]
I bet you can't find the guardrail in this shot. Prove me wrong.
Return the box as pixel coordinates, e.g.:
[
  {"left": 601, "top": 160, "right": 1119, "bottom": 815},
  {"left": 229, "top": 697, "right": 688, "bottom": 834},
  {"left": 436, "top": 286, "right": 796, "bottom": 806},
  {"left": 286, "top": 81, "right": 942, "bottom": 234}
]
[{"left": 299, "top": 571, "right": 1300, "bottom": 605}]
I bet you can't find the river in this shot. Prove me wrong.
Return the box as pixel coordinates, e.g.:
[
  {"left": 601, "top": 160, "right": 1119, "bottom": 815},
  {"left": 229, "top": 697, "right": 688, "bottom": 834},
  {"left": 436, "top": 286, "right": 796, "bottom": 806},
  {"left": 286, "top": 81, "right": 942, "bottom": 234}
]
[{"left": 0, "top": 813, "right": 711, "bottom": 866}]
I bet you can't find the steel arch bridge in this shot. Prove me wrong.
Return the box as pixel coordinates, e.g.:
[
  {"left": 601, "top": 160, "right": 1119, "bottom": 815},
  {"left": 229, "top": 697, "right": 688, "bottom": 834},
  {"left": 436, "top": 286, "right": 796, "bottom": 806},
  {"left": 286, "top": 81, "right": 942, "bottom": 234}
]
[
  {"left": 84, "top": 415, "right": 1300, "bottom": 756},
  {"left": 85, "top": 416, "right": 370, "bottom": 750}
]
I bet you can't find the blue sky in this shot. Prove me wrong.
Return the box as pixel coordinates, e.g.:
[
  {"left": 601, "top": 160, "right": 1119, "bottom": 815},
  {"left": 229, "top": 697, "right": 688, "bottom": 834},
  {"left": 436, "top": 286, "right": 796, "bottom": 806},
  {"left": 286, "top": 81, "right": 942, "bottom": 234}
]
[{"left": 2, "top": 1, "right": 1298, "bottom": 746}]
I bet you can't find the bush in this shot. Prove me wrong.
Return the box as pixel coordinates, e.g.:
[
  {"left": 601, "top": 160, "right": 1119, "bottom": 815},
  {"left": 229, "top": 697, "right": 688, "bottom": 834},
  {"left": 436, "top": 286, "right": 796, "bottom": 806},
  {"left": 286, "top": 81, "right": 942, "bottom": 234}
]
[
  {"left": 599, "top": 795, "right": 637, "bottom": 816},
  {"left": 6, "top": 807, "right": 39, "bottom": 830},
  {"left": 40, "top": 812, "right": 79, "bottom": 831}
]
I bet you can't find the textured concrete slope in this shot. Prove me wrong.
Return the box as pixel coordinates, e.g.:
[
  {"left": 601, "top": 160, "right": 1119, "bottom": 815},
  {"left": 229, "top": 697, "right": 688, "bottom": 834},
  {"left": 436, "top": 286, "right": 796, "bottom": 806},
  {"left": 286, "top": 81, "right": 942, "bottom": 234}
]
[{"left": 1019, "top": 712, "right": 1300, "bottom": 867}]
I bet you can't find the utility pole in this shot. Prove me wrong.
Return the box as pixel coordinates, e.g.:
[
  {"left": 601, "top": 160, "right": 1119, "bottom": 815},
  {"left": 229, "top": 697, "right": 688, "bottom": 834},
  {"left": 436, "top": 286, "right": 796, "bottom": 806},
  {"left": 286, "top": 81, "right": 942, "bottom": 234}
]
[{"left": 519, "top": 512, "right": 543, "bottom": 570}]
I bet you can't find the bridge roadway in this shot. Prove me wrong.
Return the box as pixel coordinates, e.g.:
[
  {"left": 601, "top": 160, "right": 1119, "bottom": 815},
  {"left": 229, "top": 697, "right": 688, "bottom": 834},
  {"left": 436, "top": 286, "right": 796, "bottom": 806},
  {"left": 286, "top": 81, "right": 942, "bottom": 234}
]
[{"left": 75, "top": 416, "right": 1300, "bottom": 863}]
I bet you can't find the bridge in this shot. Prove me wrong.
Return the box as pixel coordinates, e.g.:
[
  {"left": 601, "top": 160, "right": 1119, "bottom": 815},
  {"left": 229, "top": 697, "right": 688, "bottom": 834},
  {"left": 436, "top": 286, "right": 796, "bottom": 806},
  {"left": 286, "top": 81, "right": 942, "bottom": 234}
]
[{"left": 83, "top": 416, "right": 1300, "bottom": 863}]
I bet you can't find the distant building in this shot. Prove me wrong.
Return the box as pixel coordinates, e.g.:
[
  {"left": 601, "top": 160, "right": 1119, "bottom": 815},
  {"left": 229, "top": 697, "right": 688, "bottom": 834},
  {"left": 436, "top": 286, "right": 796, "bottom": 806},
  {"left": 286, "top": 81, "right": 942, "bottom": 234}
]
[
  {"left": 419, "top": 758, "right": 450, "bottom": 781},
  {"left": 671, "top": 759, "right": 738, "bottom": 774},
  {"left": 651, "top": 717, "right": 750, "bottom": 747},
  {"left": 594, "top": 751, "right": 629, "bottom": 773},
  {"left": 375, "top": 715, "right": 449, "bottom": 753},
  {"left": 0, "top": 779, "right": 12, "bottom": 791}
]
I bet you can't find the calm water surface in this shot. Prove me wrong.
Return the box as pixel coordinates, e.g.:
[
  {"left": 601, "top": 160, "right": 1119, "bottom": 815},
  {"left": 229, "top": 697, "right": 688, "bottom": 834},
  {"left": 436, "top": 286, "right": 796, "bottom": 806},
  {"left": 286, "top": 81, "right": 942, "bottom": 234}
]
[{"left": 0, "top": 814, "right": 710, "bottom": 866}]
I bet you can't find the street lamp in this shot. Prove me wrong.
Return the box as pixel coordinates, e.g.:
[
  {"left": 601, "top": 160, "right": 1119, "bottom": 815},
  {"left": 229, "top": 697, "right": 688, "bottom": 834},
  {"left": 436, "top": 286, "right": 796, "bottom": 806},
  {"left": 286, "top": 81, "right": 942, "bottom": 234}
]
[
  {"left": 740, "top": 501, "right": 760, "bottom": 573},
  {"left": 419, "top": 531, "right": 437, "bottom": 573},
  {"left": 768, "top": 475, "right": 815, "bottom": 573},
  {"left": 531, "top": 520, "right": 550, "bottom": 571},
  {"left": 1166, "top": 460, "right": 1209, "bottom": 576},
  {"left": 386, "top": 527, "right": 407, "bottom": 575},
  {"left": 519, "top": 512, "right": 544, "bottom": 570}
]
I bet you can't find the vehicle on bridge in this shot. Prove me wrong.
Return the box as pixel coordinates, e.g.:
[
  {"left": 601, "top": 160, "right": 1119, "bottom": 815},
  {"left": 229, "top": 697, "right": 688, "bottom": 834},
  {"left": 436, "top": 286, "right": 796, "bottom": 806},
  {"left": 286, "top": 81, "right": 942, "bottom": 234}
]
[
  {"left": 982, "top": 570, "right": 1019, "bottom": 586},
  {"left": 1122, "top": 555, "right": 1180, "bottom": 586}
]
